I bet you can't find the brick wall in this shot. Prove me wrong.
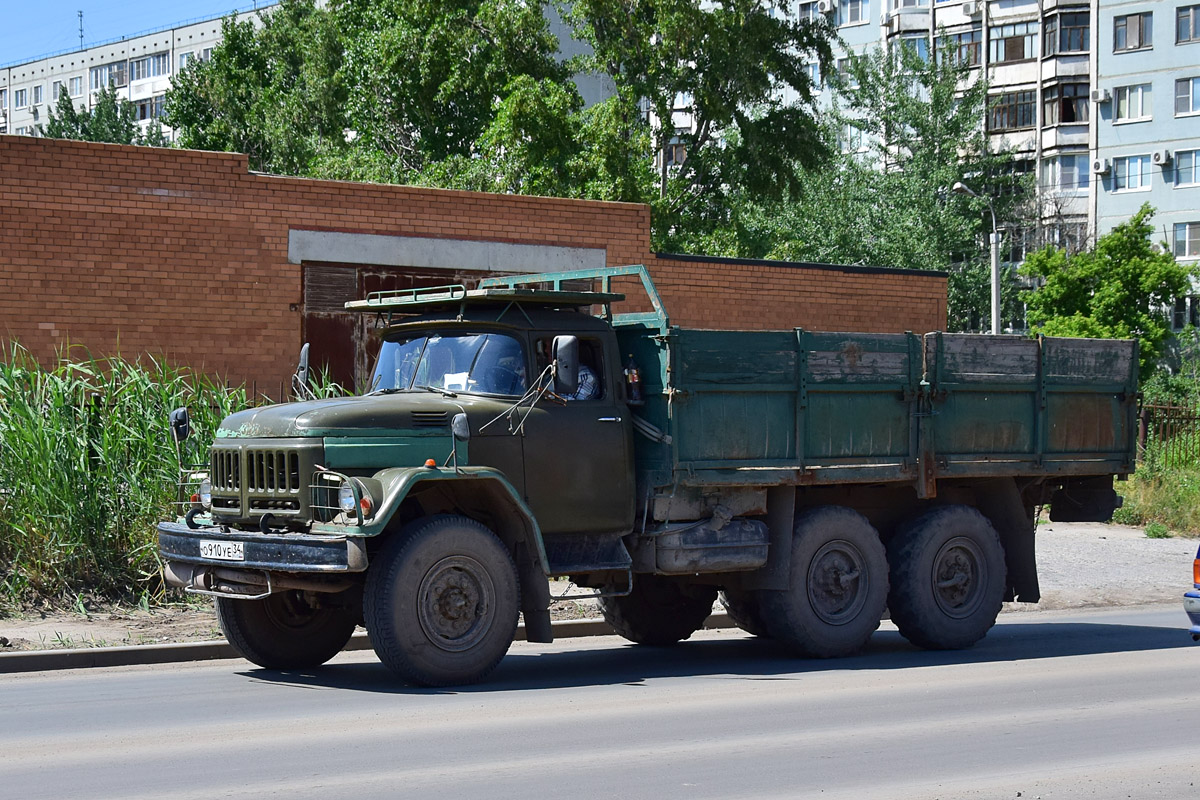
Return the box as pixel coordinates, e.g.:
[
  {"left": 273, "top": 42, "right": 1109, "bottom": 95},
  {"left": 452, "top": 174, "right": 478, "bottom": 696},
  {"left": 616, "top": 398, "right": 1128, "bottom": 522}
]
[{"left": 0, "top": 136, "right": 946, "bottom": 387}]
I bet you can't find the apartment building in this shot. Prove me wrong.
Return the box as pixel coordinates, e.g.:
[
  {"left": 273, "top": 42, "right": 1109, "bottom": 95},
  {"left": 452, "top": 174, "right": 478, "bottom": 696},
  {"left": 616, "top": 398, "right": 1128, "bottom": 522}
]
[
  {"left": 1094, "top": 1, "right": 1200, "bottom": 296},
  {"left": 805, "top": 0, "right": 1198, "bottom": 264},
  {"left": 0, "top": 8, "right": 266, "bottom": 139}
]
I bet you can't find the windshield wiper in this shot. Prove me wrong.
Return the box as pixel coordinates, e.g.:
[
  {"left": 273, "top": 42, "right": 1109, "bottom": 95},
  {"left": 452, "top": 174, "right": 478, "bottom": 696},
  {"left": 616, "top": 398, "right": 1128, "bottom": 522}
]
[{"left": 419, "top": 385, "right": 458, "bottom": 398}]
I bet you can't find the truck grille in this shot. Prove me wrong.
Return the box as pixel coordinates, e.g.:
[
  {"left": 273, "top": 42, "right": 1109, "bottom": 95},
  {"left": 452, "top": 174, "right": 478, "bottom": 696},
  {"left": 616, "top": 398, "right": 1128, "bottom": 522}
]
[
  {"left": 412, "top": 411, "right": 449, "bottom": 428},
  {"left": 245, "top": 450, "right": 301, "bottom": 492},
  {"left": 208, "top": 440, "right": 322, "bottom": 524}
]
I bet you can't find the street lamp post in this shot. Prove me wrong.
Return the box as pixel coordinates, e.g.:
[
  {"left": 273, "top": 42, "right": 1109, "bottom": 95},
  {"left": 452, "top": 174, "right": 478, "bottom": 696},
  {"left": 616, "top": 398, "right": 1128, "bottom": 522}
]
[{"left": 952, "top": 181, "right": 1001, "bottom": 335}]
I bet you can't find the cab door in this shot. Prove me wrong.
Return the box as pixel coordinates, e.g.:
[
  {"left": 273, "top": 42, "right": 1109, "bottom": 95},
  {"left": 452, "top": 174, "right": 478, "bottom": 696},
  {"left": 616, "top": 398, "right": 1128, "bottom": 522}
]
[{"left": 521, "top": 335, "right": 634, "bottom": 535}]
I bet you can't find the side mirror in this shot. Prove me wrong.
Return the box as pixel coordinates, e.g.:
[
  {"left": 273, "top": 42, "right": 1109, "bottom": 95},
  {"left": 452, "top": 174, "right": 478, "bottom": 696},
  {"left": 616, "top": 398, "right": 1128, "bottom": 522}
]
[
  {"left": 169, "top": 407, "right": 191, "bottom": 443},
  {"left": 451, "top": 412, "right": 471, "bottom": 442},
  {"left": 292, "top": 343, "right": 311, "bottom": 400},
  {"left": 552, "top": 335, "right": 579, "bottom": 396}
]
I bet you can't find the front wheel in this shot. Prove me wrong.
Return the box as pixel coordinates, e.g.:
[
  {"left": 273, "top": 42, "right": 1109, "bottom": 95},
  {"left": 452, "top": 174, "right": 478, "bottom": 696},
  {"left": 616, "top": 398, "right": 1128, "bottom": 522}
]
[
  {"left": 216, "top": 591, "right": 357, "bottom": 670},
  {"left": 887, "top": 505, "right": 1006, "bottom": 650},
  {"left": 364, "top": 515, "right": 520, "bottom": 687}
]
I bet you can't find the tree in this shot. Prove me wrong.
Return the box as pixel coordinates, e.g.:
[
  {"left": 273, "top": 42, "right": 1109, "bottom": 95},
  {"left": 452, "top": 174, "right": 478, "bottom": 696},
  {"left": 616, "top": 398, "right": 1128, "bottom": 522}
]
[
  {"left": 1022, "top": 204, "right": 1195, "bottom": 380},
  {"left": 566, "top": 0, "right": 834, "bottom": 248},
  {"left": 41, "top": 85, "right": 148, "bottom": 146},
  {"left": 716, "top": 40, "right": 1027, "bottom": 329},
  {"left": 166, "top": 0, "right": 344, "bottom": 174}
]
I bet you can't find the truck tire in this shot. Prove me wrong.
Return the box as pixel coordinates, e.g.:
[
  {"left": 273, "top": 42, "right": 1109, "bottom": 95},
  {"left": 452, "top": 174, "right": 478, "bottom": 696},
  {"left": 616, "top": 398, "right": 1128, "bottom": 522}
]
[
  {"left": 719, "top": 589, "right": 772, "bottom": 638},
  {"left": 759, "top": 506, "right": 888, "bottom": 658},
  {"left": 887, "top": 505, "right": 1006, "bottom": 650},
  {"left": 600, "top": 576, "right": 717, "bottom": 645},
  {"left": 216, "top": 591, "right": 356, "bottom": 670},
  {"left": 364, "top": 515, "right": 520, "bottom": 687}
]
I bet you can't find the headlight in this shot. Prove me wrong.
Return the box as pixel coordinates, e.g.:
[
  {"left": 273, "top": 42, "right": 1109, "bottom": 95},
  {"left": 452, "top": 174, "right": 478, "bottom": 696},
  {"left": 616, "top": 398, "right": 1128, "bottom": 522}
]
[
  {"left": 338, "top": 483, "right": 357, "bottom": 514},
  {"left": 199, "top": 479, "right": 212, "bottom": 509}
]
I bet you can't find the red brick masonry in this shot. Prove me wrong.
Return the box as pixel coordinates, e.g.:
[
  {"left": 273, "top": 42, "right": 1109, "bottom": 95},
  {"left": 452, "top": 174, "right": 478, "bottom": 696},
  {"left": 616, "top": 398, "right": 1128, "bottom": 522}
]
[{"left": 0, "top": 136, "right": 946, "bottom": 387}]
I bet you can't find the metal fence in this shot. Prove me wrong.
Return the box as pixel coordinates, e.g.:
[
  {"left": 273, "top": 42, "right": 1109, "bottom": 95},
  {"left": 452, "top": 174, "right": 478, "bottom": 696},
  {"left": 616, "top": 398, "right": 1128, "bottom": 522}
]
[{"left": 1139, "top": 403, "right": 1200, "bottom": 467}]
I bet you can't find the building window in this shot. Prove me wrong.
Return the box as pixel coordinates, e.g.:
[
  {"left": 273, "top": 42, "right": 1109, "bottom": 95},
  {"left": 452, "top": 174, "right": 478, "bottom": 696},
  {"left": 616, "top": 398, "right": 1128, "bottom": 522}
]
[
  {"left": 134, "top": 95, "right": 166, "bottom": 121},
  {"left": 1114, "top": 12, "right": 1153, "bottom": 51},
  {"left": 941, "top": 27, "right": 982, "bottom": 67},
  {"left": 838, "top": 123, "right": 864, "bottom": 153},
  {"left": 200, "top": 47, "right": 214, "bottom": 62},
  {"left": 14, "top": 88, "right": 27, "bottom": 108},
  {"left": 15, "top": 126, "right": 29, "bottom": 135},
  {"left": 0, "top": 89, "right": 7, "bottom": 109},
  {"left": 1113, "top": 155, "right": 1152, "bottom": 191},
  {"left": 132, "top": 53, "right": 169, "bottom": 81},
  {"left": 1177, "top": 77, "right": 1200, "bottom": 115},
  {"left": 1043, "top": 83, "right": 1089, "bottom": 125},
  {"left": 32, "top": 85, "right": 43, "bottom": 105},
  {"left": 1177, "top": 150, "right": 1200, "bottom": 186},
  {"left": 90, "top": 61, "right": 128, "bottom": 91},
  {"left": 838, "top": 0, "right": 866, "bottom": 26},
  {"left": 835, "top": 58, "right": 859, "bottom": 89},
  {"left": 180, "top": 52, "right": 194, "bottom": 70},
  {"left": 51, "top": 80, "right": 64, "bottom": 101},
  {"left": 1180, "top": 5, "right": 1200, "bottom": 44},
  {"left": 990, "top": 21, "right": 1038, "bottom": 63},
  {"left": 797, "top": 2, "right": 818, "bottom": 21},
  {"left": 899, "top": 33, "right": 930, "bottom": 61},
  {"left": 1041, "top": 153, "right": 1090, "bottom": 192},
  {"left": 1176, "top": 222, "right": 1200, "bottom": 258},
  {"left": 989, "top": 90, "right": 1036, "bottom": 131},
  {"left": 1044, "top": 11, "right": 1090, "bottom": 56},
  {"left": 1115, "top": 83, "right": 1153, "bottom": 121},
  {"left": 69, "top": 76, "right": 82, "bottom": 97},
  {"left": 805, "top": 61, "right": 821, "bottom": 88}
]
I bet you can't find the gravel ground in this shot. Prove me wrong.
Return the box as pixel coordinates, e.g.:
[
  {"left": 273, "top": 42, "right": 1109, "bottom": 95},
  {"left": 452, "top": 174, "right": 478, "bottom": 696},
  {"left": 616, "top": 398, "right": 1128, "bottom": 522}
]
[
  {"left": 1009, "top": 520, "right": 1198, "bottom": 611},
  {"left": 0, "top": 521, "right": 1195, "bottom": 652}
]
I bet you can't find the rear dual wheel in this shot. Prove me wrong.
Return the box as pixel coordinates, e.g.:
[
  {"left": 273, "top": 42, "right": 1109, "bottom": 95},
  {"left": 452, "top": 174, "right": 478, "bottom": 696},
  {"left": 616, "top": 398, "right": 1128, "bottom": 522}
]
[
  {"left": 600, "top": 575, "right": 717, "bottom": 645},
  {"left": 760, "top": 506, "right": 889, "bottom": 658},
  {"left": 887, "top": 505, "right": 1006, "bottom": 650}
]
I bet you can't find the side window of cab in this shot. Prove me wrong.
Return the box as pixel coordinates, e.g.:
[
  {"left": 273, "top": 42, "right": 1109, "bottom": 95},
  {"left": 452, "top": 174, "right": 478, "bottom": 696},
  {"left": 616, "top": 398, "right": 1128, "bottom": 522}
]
[{"left": 536, "top": 337, "right": 605, "bottom": 401}]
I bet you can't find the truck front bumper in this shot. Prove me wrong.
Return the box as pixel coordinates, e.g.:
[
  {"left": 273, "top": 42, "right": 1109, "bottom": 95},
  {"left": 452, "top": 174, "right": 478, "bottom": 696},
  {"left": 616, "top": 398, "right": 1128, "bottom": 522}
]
[
  {"left": 1185, "top": 590, "right": 1200, "bottom": 641},
  {"left": 157, "top": 521, "right": 368, "bottom": 574}
]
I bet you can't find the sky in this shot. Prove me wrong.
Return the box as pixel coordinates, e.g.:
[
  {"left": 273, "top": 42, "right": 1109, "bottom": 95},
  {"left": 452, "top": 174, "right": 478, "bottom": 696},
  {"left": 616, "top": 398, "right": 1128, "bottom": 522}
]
[{"left": 0, "top": 1, "right": 272, "bottom": 67}]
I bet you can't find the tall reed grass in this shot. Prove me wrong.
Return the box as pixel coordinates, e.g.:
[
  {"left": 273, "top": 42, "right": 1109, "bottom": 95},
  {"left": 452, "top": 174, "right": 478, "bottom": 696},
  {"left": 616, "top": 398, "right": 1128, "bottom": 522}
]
[
  {"left": 1112, "top": 436, "right": 1200, "bottom": 535},
  {"left": 0, "top": 344, "right": 253, "bottom": 610}
]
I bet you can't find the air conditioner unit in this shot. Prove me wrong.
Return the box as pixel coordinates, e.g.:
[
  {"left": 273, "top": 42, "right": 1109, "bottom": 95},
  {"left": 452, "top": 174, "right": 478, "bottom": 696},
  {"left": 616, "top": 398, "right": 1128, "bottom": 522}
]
[
  {"left": 1092, "top": 158, "right": 1111, "bottom": 175},
  {"left": 1090, "top": 88, "right": 1111, "bottom": 104},
  {"left": 962, "top": 1, "right": 981, "bottom": 16},
  {"left": 816, "top": 0, "right": 836, "bottom": 14},
  {"left": 1153, "top": 149, "right": 1173, "bottom": 166}
]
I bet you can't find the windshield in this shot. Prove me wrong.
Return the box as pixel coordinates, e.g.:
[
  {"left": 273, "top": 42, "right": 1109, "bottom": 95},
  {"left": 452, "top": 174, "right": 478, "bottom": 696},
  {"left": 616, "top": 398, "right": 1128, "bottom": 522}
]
[{"left": 371, "top": 332, "right": 528, "bottom": 396}]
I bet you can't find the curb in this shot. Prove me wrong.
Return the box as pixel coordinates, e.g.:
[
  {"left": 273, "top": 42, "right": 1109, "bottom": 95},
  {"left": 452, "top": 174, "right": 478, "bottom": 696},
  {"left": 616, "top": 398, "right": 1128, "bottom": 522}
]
[{"left": 0, "top": 613, "right": 736, "bottom": 675}]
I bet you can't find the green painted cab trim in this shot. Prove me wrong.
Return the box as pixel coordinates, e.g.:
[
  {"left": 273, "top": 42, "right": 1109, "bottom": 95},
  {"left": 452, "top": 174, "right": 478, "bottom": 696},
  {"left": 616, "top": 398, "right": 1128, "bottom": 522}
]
[
  {"left": 311, "top": 466, "right": 547, "bottom": 572},
  {"left": 322, "top": 435, "right": 460, "bottom": 470}
]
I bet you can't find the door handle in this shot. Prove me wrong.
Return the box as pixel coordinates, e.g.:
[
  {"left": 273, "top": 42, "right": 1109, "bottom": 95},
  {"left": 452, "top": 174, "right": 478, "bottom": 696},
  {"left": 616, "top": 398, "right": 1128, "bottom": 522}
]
[{"left": 597, "top": 416, "right": 623, "bottom": 423}]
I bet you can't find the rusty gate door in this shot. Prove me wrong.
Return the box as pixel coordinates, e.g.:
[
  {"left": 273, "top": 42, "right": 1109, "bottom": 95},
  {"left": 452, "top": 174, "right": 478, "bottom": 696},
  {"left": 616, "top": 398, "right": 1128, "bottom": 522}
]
[{"left": 302, "top": 263, "right": 495, "bottom": 392}]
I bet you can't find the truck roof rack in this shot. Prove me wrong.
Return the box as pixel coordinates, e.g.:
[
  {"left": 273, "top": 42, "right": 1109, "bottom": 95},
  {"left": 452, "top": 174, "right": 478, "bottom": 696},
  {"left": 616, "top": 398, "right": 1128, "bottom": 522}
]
[
  {"left": 344, "top": 284, "right": 624, "bottom": 313},
  {"left": 344, "top": 264, "right": 669, "bottom": 329}
]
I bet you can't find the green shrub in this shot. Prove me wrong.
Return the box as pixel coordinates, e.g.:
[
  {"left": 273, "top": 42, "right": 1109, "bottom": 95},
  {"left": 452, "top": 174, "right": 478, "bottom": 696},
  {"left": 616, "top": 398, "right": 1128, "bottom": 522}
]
[
  {"left": 1115, "top": 437, "right": 1200, "bottom": 535},
  {"left": 0, "top": 344, "right": 253, "bottom": 610},
  {"left": 1144, "top": 522, "right": 1171, "bottom": 539}
]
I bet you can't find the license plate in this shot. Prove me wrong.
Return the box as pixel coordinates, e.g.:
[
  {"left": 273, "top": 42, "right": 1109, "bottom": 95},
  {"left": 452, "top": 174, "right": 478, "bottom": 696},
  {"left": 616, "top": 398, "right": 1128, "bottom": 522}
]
[{"left": 199, "top": 540, "right": 245, "bottom": 561}]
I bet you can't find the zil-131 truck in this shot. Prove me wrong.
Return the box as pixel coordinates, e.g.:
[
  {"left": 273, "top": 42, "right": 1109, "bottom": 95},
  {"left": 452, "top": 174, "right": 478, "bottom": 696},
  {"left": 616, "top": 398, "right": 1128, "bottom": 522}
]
[{"left": 158, "top": 265, "right": 1137, "bottom": 686}]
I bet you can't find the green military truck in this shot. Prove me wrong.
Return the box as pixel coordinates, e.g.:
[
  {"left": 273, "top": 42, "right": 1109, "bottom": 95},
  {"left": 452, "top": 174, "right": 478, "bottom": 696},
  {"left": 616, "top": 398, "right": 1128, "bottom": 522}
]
[{"left": 158, "top": 265, "right": 1137, "bottom": 686}]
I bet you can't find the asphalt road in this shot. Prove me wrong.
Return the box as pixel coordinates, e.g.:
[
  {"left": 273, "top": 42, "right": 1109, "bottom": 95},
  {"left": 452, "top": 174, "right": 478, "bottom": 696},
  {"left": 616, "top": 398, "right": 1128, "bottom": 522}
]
[{"left": 1, "top": 604, "right": 1195, "bottom": 800}]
